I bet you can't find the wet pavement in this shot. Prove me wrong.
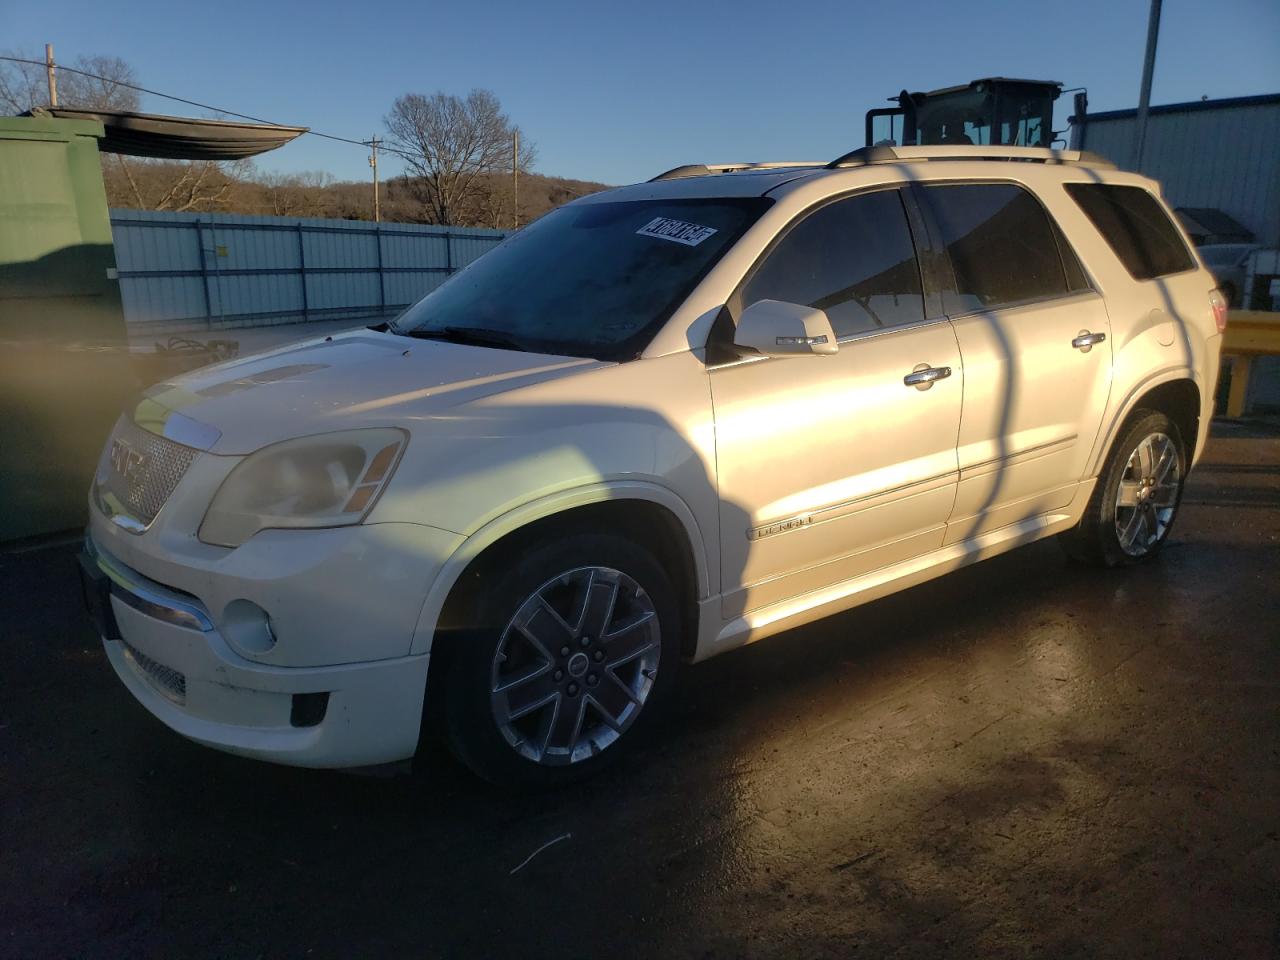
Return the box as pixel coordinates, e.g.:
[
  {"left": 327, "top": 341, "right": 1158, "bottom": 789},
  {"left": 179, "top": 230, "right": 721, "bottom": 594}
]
[{"left": 2, "top": 421, "right": 1277, "bottom": 959}]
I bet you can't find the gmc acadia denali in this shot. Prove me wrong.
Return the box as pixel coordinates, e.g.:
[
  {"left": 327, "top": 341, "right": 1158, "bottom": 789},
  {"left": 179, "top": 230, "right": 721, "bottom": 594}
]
[{"left": 80, "top": 145, "right": 1225, "bottom": 786}]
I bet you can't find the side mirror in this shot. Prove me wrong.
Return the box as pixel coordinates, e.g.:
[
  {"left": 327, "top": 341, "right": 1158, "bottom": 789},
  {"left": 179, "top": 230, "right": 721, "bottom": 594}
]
[{"left": 733, "top": 299, "right": 838, "bottom": 357}]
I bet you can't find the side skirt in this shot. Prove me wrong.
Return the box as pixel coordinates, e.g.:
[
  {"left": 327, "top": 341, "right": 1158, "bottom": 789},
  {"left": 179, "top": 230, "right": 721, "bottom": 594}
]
[{"left": 692, "top": 487, "right": 1094, "bottom": 663}]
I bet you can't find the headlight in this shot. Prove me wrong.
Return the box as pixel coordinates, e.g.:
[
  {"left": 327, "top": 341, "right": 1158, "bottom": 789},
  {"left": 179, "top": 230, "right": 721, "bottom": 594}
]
[{"left": 199, "top": 428, "right": 407, "bottom": 548}]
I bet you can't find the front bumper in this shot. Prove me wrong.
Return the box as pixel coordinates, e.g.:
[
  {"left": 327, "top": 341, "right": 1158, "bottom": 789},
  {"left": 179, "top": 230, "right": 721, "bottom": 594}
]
[{"left": 82, "top": 534, "right": 436, "bottom": 768}]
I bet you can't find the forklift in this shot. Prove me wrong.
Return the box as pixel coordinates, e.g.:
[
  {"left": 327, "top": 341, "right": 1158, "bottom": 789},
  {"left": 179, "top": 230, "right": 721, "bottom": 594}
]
[{"left": 865, "top": 77, "right": 1072, "bottom": 149}]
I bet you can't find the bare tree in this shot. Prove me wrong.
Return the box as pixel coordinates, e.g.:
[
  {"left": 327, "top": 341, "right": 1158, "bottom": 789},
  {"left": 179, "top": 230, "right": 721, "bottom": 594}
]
[
  {"left": 0, "top": 52, "right": 48, "bottom": 114},
  {"left": 155, "top": 159, "right": 250, "bottom": 212},
  {"left": 0, "top": 50, "right": 139, "bottom": 112},
  {"left": 384, "top": 89, "right": 534, "bottom": 226},
  {"left": 103, "top": 158, "right": 252, "bottom": 212},
  {"left": 60, "top": 55, "right": 141, "bottom": 111},
  {"left": 259, "top": 170, "right": 336, "bottom": 217},
  {"left": 474, "top": 178, "right": 512, "bottom": 230}
]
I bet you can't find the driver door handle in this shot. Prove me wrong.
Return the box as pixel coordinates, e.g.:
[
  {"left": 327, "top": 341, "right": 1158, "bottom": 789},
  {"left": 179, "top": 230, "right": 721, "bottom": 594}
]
[
  {"left": 903, "top": 365, "right": 952, "bottom": 389},
  {"left": 1072, "top": 331, "right": 1107, "bottom": 351}
]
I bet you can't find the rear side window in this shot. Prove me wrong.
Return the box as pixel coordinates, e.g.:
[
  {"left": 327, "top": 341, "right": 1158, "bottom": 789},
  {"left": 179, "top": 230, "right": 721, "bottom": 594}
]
[
  {"left": 1064, "top": 183, "right": 1195, "bottom": 280},
  {"left": 740, "top": 189, "right": 924, "bottom": 338},
  {"left": 923, "top": 183, "right": 1075, "bottom": 314}
]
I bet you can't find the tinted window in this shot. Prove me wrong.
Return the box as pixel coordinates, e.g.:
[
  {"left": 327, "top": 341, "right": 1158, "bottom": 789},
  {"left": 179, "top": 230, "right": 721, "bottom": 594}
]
[
  {"left": 1051, "top": 218, "right": 1092, "bottom": 293},
  {"left": 741, "top": 190, "right": 924, "bottom": 338},
  {"left": 393, "top": 197, "right": 769, "bottom": 361},
  {"left": 924, "top": 183, "right": 1072, "bottom": 314},
  {"left": 1065, "top": 183, "right": 1195, "bottom": 280}
]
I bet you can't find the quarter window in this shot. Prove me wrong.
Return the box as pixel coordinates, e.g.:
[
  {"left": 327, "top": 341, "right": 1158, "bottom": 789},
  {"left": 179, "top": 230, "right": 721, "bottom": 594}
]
[
  {"left": 1064, "top": 183, "right": 1195, "bottom": 281},
  {"left": 923, "top": 183, "right": 1075, "bottom": 314},
  {"left": 740, "top": 190, "right": 925, "bottom": 338}
]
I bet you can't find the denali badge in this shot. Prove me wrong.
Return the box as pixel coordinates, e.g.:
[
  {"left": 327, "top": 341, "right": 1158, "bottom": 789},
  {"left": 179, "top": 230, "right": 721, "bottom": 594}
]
[
  {"left": 109, "top": 438, "right": 148, "bottom": 485},
  {"left": 747, "top": 514, "right": 812, "bottom": 541}
]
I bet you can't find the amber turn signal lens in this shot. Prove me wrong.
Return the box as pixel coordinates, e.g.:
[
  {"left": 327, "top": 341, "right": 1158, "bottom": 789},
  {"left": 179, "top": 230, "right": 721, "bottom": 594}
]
[{"left": 363, "top": 443, "right": 400, "bottom": 484}]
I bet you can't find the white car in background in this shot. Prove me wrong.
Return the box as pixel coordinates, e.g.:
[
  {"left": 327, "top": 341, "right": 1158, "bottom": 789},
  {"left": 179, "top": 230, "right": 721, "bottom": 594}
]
[{"left": 81, "top": 145, "right": 1225, "bottom": 787}]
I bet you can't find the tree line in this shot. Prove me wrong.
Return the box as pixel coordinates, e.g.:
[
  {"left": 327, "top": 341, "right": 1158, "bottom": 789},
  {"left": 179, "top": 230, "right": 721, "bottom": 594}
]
[{"left": 1, "top": 50, "right": 607, "bottom": 227}]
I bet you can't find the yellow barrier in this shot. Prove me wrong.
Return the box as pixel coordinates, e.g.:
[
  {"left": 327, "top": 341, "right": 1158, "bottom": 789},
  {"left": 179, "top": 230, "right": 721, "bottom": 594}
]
[{"left": 1223, "top": 311, "right": 1280, "bottom": 417}]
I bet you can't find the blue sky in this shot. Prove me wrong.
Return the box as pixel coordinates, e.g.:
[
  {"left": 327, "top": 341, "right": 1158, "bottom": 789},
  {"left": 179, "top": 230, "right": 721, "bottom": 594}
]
[{"left": 5, "top": 0, "right": 1279, "bottom": 186}]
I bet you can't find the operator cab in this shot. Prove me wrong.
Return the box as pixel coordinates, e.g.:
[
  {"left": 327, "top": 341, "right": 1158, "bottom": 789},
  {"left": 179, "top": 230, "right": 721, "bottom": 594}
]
[{"left": 866, "top": 77, "right": 1064, "bottom": 148}]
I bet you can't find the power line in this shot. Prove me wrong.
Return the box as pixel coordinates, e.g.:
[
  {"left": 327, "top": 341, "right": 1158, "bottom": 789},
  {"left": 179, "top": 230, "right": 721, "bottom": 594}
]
[
  {"left": 1, "top": 54, "right": 528, "bottom": 175},
  {"left": 0, "top": 53, "right": 396, "bottom": 154},
  {"left": 1, "top": 53, "right": 597, "bottom": 205}
]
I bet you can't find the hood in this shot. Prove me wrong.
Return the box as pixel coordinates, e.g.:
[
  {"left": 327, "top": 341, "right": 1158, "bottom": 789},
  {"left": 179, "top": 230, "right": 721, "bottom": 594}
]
[{"left": 133, "top": 330, "right": 607, "bottom": 454}]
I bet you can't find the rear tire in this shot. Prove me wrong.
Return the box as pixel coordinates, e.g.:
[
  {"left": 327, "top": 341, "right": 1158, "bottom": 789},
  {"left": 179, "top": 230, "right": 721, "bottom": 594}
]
[
  {"left": 1059, "top": 409, "right": 1186, "bottom": 567},
  {"left": 437, "top": 533, "right": 680, "bottom": 789}
]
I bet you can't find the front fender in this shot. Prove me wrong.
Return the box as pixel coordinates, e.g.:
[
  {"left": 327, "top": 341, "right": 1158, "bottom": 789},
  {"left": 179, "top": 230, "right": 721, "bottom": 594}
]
[{"left": 406, "top": 480, "right": 710, "bottom": 656}]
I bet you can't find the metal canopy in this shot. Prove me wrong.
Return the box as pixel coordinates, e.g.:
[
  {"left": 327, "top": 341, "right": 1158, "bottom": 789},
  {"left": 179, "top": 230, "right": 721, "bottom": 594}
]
[{"left": 25, "top": 107, "right": 307, "bottom": 160}]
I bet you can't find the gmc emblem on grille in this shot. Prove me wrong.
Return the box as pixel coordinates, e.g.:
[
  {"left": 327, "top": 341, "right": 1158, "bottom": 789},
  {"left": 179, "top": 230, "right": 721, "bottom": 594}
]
[{"left": 109, "top": 438, "right": 148, "bottom": 485}]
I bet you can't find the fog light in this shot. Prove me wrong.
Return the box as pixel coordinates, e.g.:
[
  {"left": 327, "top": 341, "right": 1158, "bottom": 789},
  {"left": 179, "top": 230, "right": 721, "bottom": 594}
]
[
  {"left": 222, "top": 599, "right": 277, "bottom": 656},
  {"left": 291, "top": 692, "right": 330, "bottom": 728}
]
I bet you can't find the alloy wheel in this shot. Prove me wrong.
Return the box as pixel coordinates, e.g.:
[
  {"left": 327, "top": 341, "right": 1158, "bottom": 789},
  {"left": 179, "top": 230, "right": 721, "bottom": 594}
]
[
  {"left": 1114, "top": 432, "right": 1181, "bottom": 557},
  {"left": 490, "top": 566, "right": 661, "bottom": 765}
]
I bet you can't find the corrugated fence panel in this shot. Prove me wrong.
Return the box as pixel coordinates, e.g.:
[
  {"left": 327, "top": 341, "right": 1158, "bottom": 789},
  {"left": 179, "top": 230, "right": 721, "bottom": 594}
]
[
  {"left": 122, "top": 275, "right": 208, "bottom": 326},
  {"left": 380, "top": 229, "right": 451, "bottom": 270},
  {"left": 211, "top": 273, "right": 302, "bottom": 321},
  {"left": 451, "top": 234, "right": 503, "bottom": 269},
  {"left": 304, "top": 226, "right": 379, "bottom": 268},
  {"left": 383, "top": 271, "right": 450, "bottom": 307},
  {"left": 109, "top": 209, "right": 506, "bottom": 331},
  {"left": 309, "top": 271, "right": 382, "bottom": 311}
]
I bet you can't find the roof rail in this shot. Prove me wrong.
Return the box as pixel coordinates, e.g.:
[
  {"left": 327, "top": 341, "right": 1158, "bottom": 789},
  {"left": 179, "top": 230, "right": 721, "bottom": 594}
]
[
  {"left": 649, "top": 147, "right": 1116, "bottom": 183},
  {"left": 825, "top": 145, "right": 903, "bottom": 168},
  {"left": 827, "top": 144, "right": 1115, "bottom": 170},
  {"left": 649, "top": 161, "right": 825, "bottom": 182}
]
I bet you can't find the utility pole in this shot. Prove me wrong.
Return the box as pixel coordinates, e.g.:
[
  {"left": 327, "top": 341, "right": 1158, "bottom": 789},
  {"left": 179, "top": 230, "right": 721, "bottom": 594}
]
[
  {"left": 45, "top": 43, "right": 58, "bottom": 107},
  {"left": 512, "top": 130, "right": 519, "bottom": 230},
  {"left": 367, "top": 136, "right": 381, "bottom": 223},
  {"left": 1132, "top": 0, "right": 1162, "bottom": 170}
]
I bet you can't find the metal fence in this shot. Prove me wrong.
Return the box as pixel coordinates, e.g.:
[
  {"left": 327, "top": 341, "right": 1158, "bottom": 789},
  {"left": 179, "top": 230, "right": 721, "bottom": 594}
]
[{"left": 109, "top": 209, "right": 507, "bottom": 332}]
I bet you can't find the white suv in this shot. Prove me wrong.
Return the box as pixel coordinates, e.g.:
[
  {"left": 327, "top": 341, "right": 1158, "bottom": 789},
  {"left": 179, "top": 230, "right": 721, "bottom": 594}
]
[{"left": 81, "top": 145, "right": 1226, "bottom": 786}]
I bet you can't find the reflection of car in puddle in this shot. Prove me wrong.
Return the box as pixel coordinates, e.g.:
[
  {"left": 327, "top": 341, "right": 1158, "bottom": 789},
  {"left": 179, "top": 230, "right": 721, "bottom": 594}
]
[{"left": 80, "top": 143, "right": 1224, "bottom": 788}]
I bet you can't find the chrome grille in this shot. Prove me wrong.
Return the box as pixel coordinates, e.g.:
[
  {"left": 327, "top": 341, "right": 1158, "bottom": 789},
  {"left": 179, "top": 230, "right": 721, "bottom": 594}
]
[
  {"left": 121, "top": 641, "right": 187, "bottom": 704},
  {"left": 95, "top": 417, "right": 199, "bottom": 527}
]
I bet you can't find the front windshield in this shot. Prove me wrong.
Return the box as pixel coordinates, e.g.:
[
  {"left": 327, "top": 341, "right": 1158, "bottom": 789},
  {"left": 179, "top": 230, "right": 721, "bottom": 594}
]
[{"left": 391, "top": 196, "right": 770, "bottom": 361}]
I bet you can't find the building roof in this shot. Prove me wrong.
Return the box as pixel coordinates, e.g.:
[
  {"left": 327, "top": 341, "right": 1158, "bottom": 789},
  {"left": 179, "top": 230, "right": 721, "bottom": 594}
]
[{"left": 1073, "top": 93, "right": 1280, "bottom": 124}]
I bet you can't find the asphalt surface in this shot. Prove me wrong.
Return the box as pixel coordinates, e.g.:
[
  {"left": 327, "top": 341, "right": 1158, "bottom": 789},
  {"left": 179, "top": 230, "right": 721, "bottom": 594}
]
[{"left": 2, "top": 421, "right": 1277, "bottom": 959}]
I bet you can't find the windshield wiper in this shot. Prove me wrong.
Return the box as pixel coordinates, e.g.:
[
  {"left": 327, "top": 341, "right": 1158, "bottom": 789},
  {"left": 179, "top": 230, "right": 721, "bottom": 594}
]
[{"left": 405, "top": 325, "right": 528, "bottom": 352}]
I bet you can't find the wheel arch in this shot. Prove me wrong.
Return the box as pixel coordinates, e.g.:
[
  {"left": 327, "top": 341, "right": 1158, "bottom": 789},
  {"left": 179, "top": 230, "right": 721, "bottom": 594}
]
[
  {"left": 409, "top": 481, "right": 710, "bottom": 660},
  {"left": 1090, "top": 372, "right": 1202, "bottom": 477}
]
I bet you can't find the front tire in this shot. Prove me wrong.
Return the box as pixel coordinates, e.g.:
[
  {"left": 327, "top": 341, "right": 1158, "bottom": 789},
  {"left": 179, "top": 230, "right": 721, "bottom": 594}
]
[
  {"left": 1059, "top": 409, "right": 1187, "bottom": 567},
  {"left": 438, "top": 533, "right": 681, "bottom": 788}
]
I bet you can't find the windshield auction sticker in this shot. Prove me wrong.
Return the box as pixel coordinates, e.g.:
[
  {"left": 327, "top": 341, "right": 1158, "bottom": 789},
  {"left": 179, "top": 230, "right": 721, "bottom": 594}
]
[{"left": 636, "top": 217, "right": 718, "bottom": 247}]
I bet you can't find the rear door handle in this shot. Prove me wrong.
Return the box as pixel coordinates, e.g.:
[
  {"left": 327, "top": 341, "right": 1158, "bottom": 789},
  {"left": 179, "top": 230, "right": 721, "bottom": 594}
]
[
  {"left": 1072, "top": 331, "right": 1106, "bottom": 352},
  {"left": 903, "top": 365, "right": 952, "bottom": 389}
]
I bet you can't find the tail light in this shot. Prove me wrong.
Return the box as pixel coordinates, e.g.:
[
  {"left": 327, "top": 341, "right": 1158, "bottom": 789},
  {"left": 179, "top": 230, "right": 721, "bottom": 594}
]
[{"left": 1209, "top": 289, "right": 1229, "bottom": 334}]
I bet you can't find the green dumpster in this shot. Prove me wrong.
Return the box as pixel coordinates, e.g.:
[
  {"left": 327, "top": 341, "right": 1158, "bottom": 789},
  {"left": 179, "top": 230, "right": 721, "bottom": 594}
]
[{"left": 0, "top": 116, "right": 137, "bottom": 543}]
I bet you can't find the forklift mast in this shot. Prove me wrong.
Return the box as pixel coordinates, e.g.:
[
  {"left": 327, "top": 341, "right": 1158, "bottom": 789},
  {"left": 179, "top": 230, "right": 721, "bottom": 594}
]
[{"left": 866, "top": 77, "right": 1064, "bottom": 148}]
